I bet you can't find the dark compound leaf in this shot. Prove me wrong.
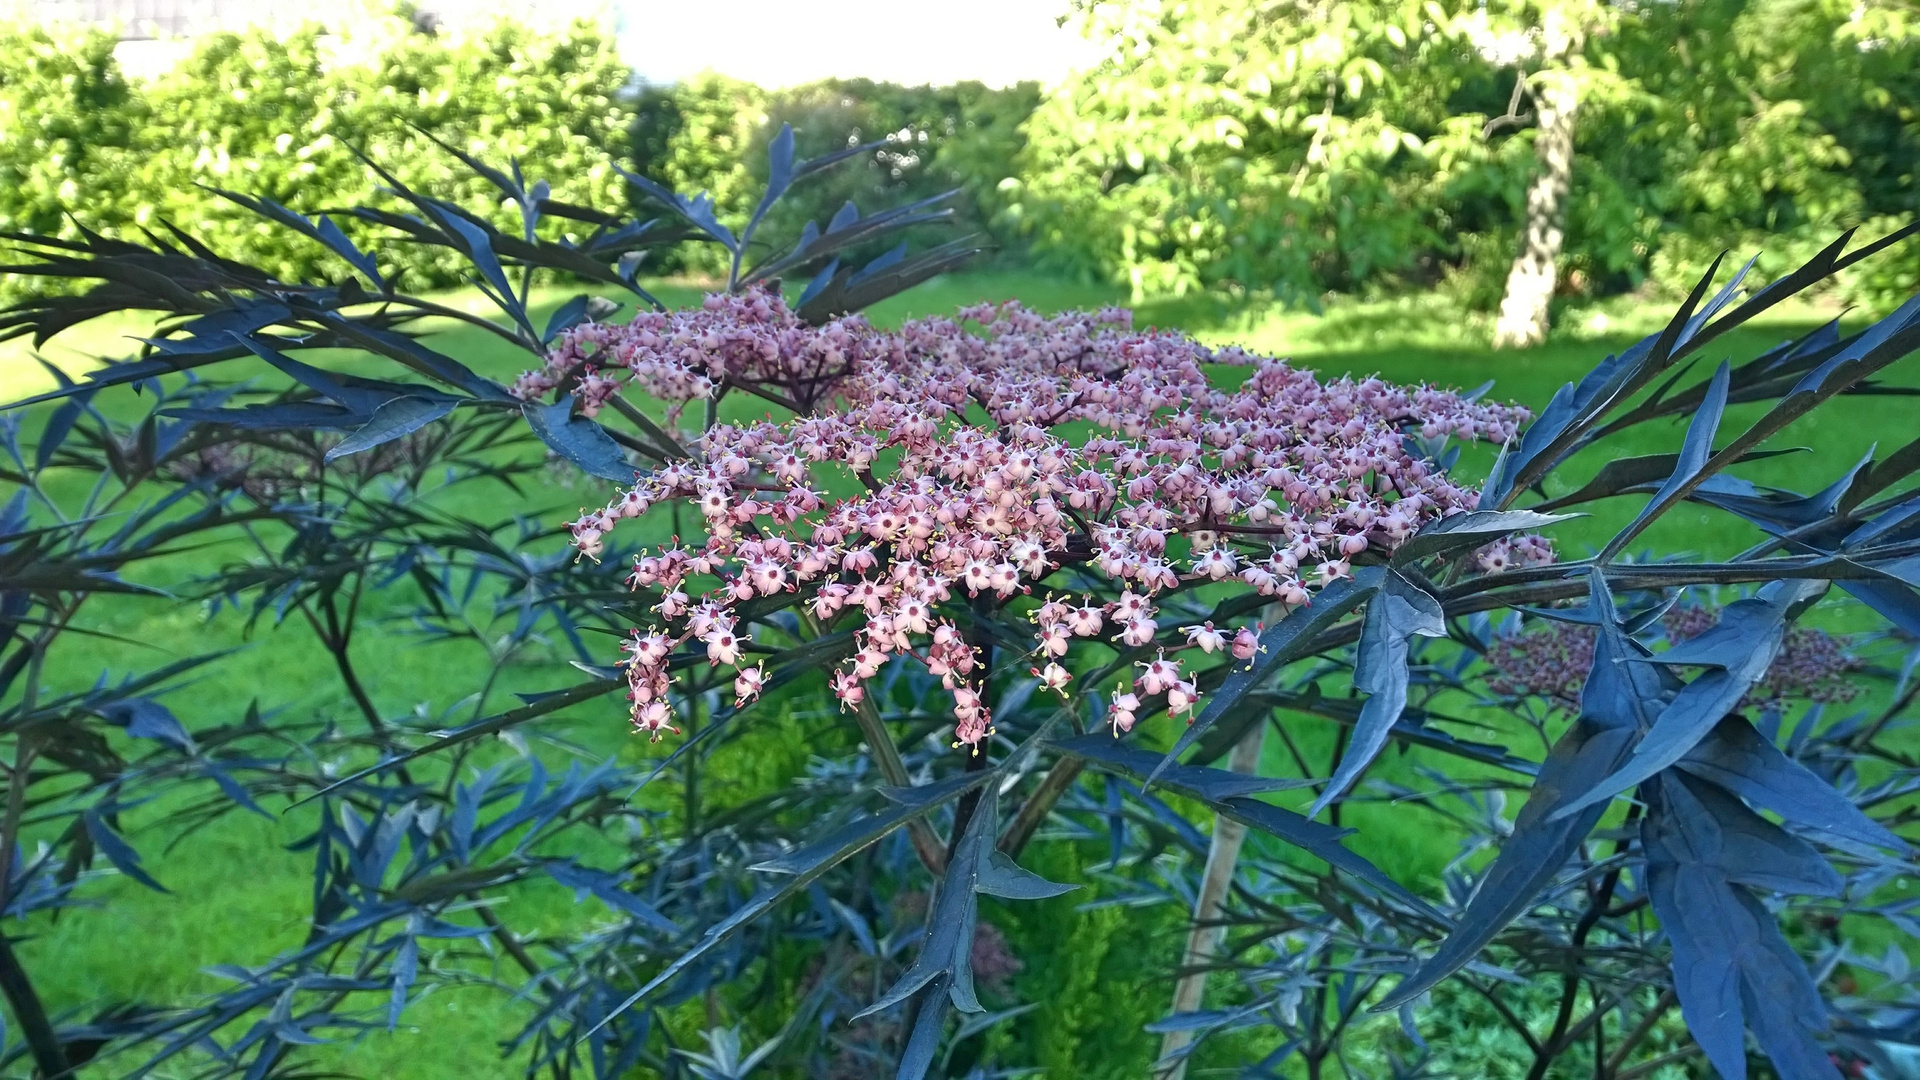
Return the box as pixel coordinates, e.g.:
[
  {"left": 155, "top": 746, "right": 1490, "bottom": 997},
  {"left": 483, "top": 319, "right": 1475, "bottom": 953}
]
[
  {"left": 97, "top": 697, "right": 196, "bottom": 753},
  {"left": 1389, "top": 509, "right": 1574, "bottom": 565},
  {"left": 82, "top": 810, "right": 167, "bottom": 892},
  {"left": 1532, "top": 448, "right": 1804, "bottom": 513},
  {"left": 1603, "top": 359, "right": 1731, "bottom": 557},
  {"left": 856, "top": 790, "right": 1001, "bottom": 1019},
  {"left": 1378, "top": 571, "right": 1649, "bottom": 1011},
  {"left": 1149, "top": 567, "right": 1383, "bottom": 787},
  {"left": 34, "top": 389, "right": 96, "bottom": 473},
  {"left": 543, "top": 860, "right": 681, "bottom": 934},
  {"left": 975, "top": 850, "right": 1079, "bottom": 901},
  {"left": 1376, "top": 719, "right": 1636, "bottom": 1011},
  {"left": 323, "top": 395, "right": 457, "bottom": 463},
  {"left": 161, "top": 399, "right": 361, "bottom": 431},
  {"left": 1058, "top": 735, "right": 1438, "bottom": 919},
  {"left": 742, "top": 123, "right": 795, "bottom": 251},
  {"left": 1642, "top": 775, "right": 1844, "bottom": 1080},
  {"left": 1678, "top": 716, "right": 1907, "bottom": 853},
  {"left": 1309, "top": 570, "right": 1445, "bottom": 818},
  {"left": 1650, "top": 771, "right": 1843, "bottom": 897},
  {"left": 1483, "top": 257, "right": 1731, "bottom": 506},
  {"left": 1551, "top": 578, "right": 1826, "bottom": 821},
  {"left": 580, "top": 769, "right": 991, "bottom": 1039},
  {"left": 522, "top": 394, "right": 635, "bottom": 482},
  {"left": 541, "top": 294, "right": 595, "bottom": 345},
  {"left": 896, "top": 977, "right": 951, "bottom": 1080}
]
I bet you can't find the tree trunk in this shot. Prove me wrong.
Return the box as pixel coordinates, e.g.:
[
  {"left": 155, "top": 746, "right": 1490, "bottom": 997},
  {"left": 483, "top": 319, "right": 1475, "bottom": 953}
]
[
  {"left": 1493, "top": 13, "right": 1582, "bottom": 350},
  {"left": 1156, "top": 722, "right": 1267, "bottom": 1080}
]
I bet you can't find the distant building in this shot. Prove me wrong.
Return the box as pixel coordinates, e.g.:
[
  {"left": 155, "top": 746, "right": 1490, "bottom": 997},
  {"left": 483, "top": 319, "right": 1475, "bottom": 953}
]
[
  {"left": 16, "top": 0, "right": 616, "bottom": 78},
  {"left": 27, "top": 0, "right": 337, "bottom": 40}
]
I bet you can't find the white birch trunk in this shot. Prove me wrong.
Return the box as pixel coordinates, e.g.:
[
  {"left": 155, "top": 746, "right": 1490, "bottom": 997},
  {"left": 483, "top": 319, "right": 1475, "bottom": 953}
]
[{"left": 1493, "top": 13, "right": 1582, "bottom": 350}]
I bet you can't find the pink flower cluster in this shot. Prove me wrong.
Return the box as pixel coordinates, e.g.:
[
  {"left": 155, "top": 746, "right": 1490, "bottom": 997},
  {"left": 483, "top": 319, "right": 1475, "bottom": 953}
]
[
  {"left": 531, "top": 288, "right": 1534, "bottom": 745},
  {"left": 514, "top": 288, "right": 887, "bottom": 418}
]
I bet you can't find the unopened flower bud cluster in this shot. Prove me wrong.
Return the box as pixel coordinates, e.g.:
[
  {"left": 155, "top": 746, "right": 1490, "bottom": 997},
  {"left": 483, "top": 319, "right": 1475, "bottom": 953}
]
[
  {"left": 1486, "top": 605, "right": 1861, "bottom": 711},
  {"left": 523, "top": 287, "right": 1535, "bottom": 745}
]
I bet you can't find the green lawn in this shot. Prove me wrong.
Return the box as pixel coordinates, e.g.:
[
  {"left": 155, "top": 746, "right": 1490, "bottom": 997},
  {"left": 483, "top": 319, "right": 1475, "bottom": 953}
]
[{"left": 8, "top": 270, "right": 1913, "bottom": 1078}]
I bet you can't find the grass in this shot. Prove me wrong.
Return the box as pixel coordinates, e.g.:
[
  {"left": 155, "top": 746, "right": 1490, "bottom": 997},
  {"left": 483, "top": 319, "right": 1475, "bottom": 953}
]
[{"left": 7, "top": 269, "right": 1915, "bottom": 1078}]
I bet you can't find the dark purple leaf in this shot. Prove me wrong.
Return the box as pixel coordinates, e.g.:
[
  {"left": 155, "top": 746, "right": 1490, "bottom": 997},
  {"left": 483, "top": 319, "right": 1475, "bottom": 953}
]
[
  {"left": 1605, "top": 359, "right": 1731, "bottom": 555},
  {"left": 1379, "top": 571, "right": 1649, "bottom": 1010},
  {"left": 324, "top": 395, "right": 456, "bottom": 463},
  {"left": 98, "top": 698, "right": 195, "bottom": 752},
  {"left": 82, "top": 810, "right": 166, "bottom": 892},
  {"left": 522, "top": 395, "right": 635, "bottom": 482},
  {"left": 976, "top": 850, "right": 1078, "bottom": 900},
  {"left": 1552, "top": 578, "right": 1824, "bottom": 821},
  {"left": 1059, "top": 735, "right": 1436, "bottom": 917},
  {"left": 1679, "top": 716, "right": 1906, "bottom": 852},
  {"left": 1643, "top": 779, "right": 1844, "bottom": 1080},
  {"left": 1149, "top": 567, "right": 1383, "bottom": 787},
  {"left": 1390, "top": 509, "right": 1573, "bottom": 565},
  {"left": 1650, "top": 771, "right": 1843, "bottom": 897},
  {"left": 1310, "top": 570, "right": 1445, "bottom": 817}
]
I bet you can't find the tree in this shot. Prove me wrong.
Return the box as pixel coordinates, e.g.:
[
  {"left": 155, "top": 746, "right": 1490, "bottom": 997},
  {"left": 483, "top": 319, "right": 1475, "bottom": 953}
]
[
  {"left": 1014, "top": 0, "right": 1920, "bottom": 322},
  {"left": 1491, "top": 2, "right": 1602, "bottom": 348}
]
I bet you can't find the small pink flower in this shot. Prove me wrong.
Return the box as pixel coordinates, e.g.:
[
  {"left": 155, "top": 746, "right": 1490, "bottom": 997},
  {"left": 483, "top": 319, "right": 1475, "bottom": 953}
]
[
  {"left": 1231, "top": 626, "right": 1262, "bottom": 662},
  {"left": 831, "top": 670, "right": 866, "bottom": 709},
  {"left": 1184, "top": 622, "right": 1226, "bottom": 654},
  {"left": 1065, "top": 606, "right": 1105, "bottom": 637},
  {"left": 705, "top": 632, "right": 742, "bottom": 667},
  {"left": 1139, "top": 653, "right": 1182, "bottom": 696},
  {"left": 1167, "top": 680, "right": 1199, "bottom": 716},
  {"left": 734, "top": 665, "right": 766, "bottom": 705},
  {"left": 1193, "top": 548, "right": 1238, "bottom": 580},
  {"left": 1034, "top": 662, "right": 1072, "bottom": 695}
]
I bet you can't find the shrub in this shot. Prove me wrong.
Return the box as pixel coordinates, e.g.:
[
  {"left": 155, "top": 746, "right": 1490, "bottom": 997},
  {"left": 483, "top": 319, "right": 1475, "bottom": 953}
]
[
  {"left": 3, "top": 116, "right": 1920, "bottom": 1080},
  {"left": 0, "top": 25, "right": 143, "bottom": 240}
]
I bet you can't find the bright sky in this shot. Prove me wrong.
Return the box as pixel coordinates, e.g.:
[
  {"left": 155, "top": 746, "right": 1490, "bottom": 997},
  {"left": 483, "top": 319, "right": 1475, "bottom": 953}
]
[{"left": 615, "top": 0, "right": 1100, "bottom": 88}]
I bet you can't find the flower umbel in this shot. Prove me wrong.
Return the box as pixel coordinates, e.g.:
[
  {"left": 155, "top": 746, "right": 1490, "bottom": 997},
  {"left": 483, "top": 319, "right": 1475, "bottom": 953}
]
[{"left": 530, "top": 289, "right": 1531, "bottom": 744}]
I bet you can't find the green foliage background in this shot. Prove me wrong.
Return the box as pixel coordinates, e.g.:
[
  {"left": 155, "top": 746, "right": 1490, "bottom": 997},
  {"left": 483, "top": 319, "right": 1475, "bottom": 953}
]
[
  {"left": 1005, "top": 0, "right": 1920, "bottom": 310},
  {"left": 8, "top": 0, "right": 1914, "bottom": 316},
  {"left": 0, "top": 16, "right": 632, "bottom": 303}
]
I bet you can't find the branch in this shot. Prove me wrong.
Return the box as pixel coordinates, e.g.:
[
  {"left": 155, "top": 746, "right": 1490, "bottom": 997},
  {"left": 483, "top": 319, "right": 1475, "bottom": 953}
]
[
  {"left": 1157, "top": 722, "right": 1266, "bottom": 1080},
  {"left": 999, "top": 756, "right": 1083, "bottom": 858},
  {"left": 849, "top": 693, "right": 947, "bottom": 876},
  {"left": 1484, "top": 68, "right": 1536, "bottom": 139}
]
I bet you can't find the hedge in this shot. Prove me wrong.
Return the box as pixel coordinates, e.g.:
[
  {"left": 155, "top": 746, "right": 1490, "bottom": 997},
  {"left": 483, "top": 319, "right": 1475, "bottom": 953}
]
[
  {"left": 0, "top": 21, "right": 1041, "bottom": 305},
  {"left": 0, "top": 17, "right": 632, "bottom": 303}
]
